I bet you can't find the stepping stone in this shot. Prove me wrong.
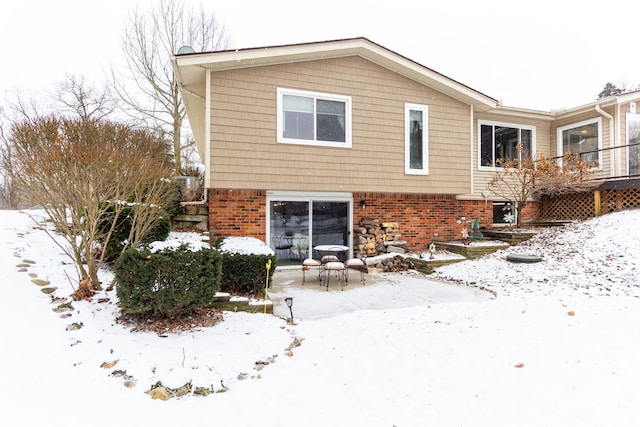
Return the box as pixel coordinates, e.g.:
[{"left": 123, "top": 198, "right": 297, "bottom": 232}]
[{"left": 31, "top": 278, "right": 50, "bottom": 286}]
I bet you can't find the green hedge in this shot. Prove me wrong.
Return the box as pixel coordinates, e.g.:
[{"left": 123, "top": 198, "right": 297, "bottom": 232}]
[
  {"left": 217, "top": 237, "right": 276, "bottom": 295},
  {"left": 99, "top": 182, "right": 181, "bottom": 261},
  {"left": 103, "top": 209, "right": 172, "bottom": 262},
  {"left": 114, "top": 244, "right": 221, "bottom": 317}
]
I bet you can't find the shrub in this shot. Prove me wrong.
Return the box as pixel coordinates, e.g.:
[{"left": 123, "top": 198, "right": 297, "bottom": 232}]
[
  {"left": 217, "top": 237, "right": 276, "bottom": 295},
  {"left": 114, "top": 243, "right": 221, "bottom": 317},
  {"left": 10, "top": 116, "right": 174, "bottom": 290},
  {"left": 100, "top": 204, "right": 173, "bottom": 262},
  {"left": 164, "top": 180, "right": 184, "bottom": 217}
]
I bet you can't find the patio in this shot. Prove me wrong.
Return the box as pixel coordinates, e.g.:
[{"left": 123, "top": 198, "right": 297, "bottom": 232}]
[{"left": 267, "top": 267, "right": 491, "bottom": 320}]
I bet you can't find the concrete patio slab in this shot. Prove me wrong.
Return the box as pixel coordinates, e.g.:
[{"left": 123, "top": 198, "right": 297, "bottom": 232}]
[{"left": 268, "top": 268, "right": 492, "bottom": 320}]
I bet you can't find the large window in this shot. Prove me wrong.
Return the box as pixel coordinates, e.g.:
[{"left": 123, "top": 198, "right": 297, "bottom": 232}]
[
  {"left": 478, "top": 120, "right": 534, "bottom": 169},
  {"left": 557, "top": 118, "right": 602, "bottom": 166},
  {"left": 405, "top": 103, "right": 429, "bottom": 174},
  {"left": 277, "top": 88, "right": 352, "bottom": 148},
  {"left": 627, "top": 113, "right": 640, "bottom": 175}
]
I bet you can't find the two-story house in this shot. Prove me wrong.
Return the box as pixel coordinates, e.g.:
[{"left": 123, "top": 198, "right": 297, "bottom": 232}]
[{"left": 172, "top": 37, "right": 640, "bottom": 265}]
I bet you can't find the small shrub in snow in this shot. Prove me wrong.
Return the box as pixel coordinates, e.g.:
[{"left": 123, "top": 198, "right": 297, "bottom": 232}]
[
  {"left": 217, "top": 237, "right": 276, "bottom": 295},
  {"left": 114, "top": 244, "right": 221, "bottom": 317},
  {"left": 100, "top": 204, "right": 172, "bottom": 261}
]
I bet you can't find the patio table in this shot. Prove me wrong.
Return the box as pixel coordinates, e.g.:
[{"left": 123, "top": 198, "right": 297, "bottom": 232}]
[{"left": 313, "top": 245, "right": 349, "bottom": 262}]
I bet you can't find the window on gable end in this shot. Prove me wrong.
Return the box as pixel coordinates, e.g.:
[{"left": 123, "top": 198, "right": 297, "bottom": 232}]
[
  {"left": 405, "top": 103, "right": 429, "bottom": 175},
  {"left": 277, "top": 88, "right": 352, "bottom": 148}
]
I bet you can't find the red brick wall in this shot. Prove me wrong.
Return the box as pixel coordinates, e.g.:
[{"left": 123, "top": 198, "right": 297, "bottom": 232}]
[
  {"left": 353, "top": 192, "right": 494, "bottom": 250},
  {"left": 207, "top": 189, "right": 266, "bottom": 242},
  {"left": 519, "top": 201, "right": 541, "bottom": 223},
  {"left": 207, "top": 188, "right": 541, "bottom": 251}
]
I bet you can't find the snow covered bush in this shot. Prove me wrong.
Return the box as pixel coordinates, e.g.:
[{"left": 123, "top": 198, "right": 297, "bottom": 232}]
[
  {"left": 99, "top": 203, "right": 173, "bottom": 262},
  {"left": 217, "top": 237, "right": 276, "bottom": 295},
  {"left": 114, "top": 243, "right": 221, "bottom": 317}
]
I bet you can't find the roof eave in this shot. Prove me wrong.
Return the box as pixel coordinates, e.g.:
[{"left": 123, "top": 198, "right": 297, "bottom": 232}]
[{"left": 173, "top": 37, "right": 498, "bottom": 112}]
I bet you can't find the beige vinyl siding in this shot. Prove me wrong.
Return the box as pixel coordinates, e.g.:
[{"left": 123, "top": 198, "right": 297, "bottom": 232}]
[
  {"left": 208, "top": 56, "right": 471, "bottom": 194},
  {"left": 471, "top": 113, "right": 552, "bottom": 197}
]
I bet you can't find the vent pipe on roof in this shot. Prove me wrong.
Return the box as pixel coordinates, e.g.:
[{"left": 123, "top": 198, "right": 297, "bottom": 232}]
[{"left": 177, "top": 45, "right": 196, "bottom": 55}]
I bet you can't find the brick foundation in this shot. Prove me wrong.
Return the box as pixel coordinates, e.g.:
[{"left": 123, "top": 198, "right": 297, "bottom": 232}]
[
  {"left": 518, "top": 201, "right": 541, "bottom": 224},
  {"left": 207, "top": 188, "right": 540, "bottom": 251},
  {"left": 353, "top": 193, "right": 492, "bottom": 250},
  {"left": 207, "top": 189, "right": 267, "bottom": 242}
]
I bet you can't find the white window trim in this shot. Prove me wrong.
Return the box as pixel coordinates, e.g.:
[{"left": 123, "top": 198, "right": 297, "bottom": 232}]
[
  {"left": 626, "top": 113, "right": 640, "bottom": 176},
  {"left": 556, "top": 117, "right": 603, "bottom": 169},
  {"left": 265, "top": 191, "right": 354, "bottom": 265},
  {"left": 276, "top": 87, "right": 352, "bottom": 148},
  {"left": 404, "top": 103, "right": 429, "bottom": 175},
  {"left": 477, "top": 120, "right": 537, "bottom": 171}
]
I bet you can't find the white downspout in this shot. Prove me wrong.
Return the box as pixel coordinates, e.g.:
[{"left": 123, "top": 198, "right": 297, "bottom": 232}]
[
  {"left": 595, "top": 104, "right": 615, "bottom": 176},
  {"left": 469, "top": 104, "right": 475, "bottom": 195},
  {"left": 203, "top": 69, "right": 211, "bottom": 202}
]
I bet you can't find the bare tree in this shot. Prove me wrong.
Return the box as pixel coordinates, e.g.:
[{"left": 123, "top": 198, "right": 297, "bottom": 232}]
[
  {"left": 50, "top": 74, "right": 118, "bottom": 121},
  {"left": 0, "top": 114, "right": 20, "bottom": 209},
  {"left": 489, "top": 142, "right": 597, "bottom": 226},
  {"left": 6, "top": 75, "right": 116, "bottom": 121},
  {"left": 109, "top": 0, "right": 230, "bottom": 175},
  {"left": 532, "top": 152, "right": 598, "bottom": 197},
  {"left": 10, "top": 116, "right": 174, "bottom": 294},
  {"left": 5, "top": 88, "right": 46, "bottom": 120}
]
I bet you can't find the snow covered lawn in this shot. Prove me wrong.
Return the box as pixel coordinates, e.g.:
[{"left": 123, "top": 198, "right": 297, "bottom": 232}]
[{"left": 1, "top": 208, "right": 639, "bottom": 426}]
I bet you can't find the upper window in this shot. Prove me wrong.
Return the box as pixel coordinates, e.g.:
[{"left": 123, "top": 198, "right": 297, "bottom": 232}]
[
  {"left": 478, "top": 120, "right": 535, "bottom": 169},
  {"left": 405, "top": 103, "right": 429, "bottom": 174},
  {"left": 277, "top": 88, "right": 352, "bottom": 148},
  {"left": 557, "top": 118, "right": 602, "bottom": 167}
]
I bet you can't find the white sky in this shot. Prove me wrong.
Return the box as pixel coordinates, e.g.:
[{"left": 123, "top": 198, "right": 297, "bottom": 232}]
[{"left": 1, "top": 0, "right": 639, "bottom": 112}]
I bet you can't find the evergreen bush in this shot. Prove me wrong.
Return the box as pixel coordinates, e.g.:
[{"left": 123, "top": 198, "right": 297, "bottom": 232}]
[
  {"left": 217, "top": 237, "right": 276, "bottom": 295},
  {"left": 100, "top": 206, "right": 172, "bottom": 261},
  {"left": 98, "top": 181, "right": 181, "bottom": 261},
  {"left": 114, "top": 244, "right": 221, "bottom": 317}
]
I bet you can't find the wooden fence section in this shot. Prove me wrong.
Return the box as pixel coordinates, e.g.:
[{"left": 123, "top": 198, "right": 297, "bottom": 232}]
[
  {"left": 541, "top": 184, "right": 640, "bottom": 220},
  {"left": 541, "top": 192, "right": 595, "bottom": 220}
]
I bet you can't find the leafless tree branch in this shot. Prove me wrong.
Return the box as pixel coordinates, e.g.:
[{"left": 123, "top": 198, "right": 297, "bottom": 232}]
[{"left": 108, "top": 0, "right": 230, "bottom": 175}]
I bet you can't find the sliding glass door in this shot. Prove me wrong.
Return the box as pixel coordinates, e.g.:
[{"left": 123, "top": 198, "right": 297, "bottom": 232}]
[
  {"left": 311, "top": 201, "right": 348, "bottom": 257},
  {"left": 267, "top": 192, "right": 352, "bottom": 266},
  {"left": 269, "top": 200, "right": 309, "bottom": 264}
]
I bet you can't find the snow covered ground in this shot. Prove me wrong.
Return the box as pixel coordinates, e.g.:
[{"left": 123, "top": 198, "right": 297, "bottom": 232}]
[{"left": 1, "top": 208, "right": 639, "bottom": 426}]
